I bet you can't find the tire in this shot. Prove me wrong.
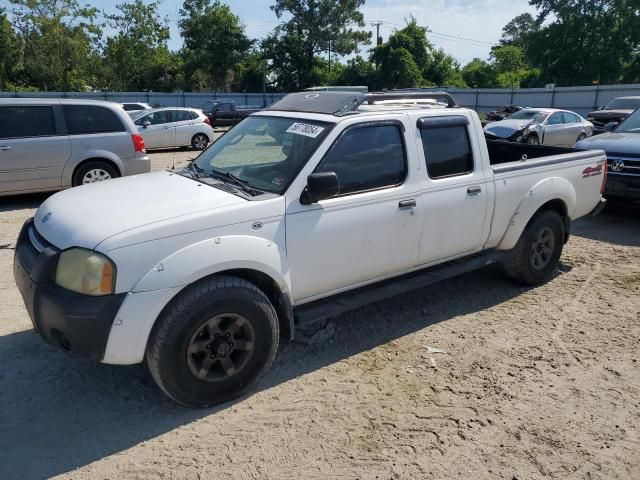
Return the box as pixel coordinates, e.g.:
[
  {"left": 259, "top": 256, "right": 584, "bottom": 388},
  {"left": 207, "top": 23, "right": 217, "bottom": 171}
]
[
  {"left": 72, "top": 161, "right": 119, "bottom": 186},
  {"left": 577, "top": 133, "right": 587, "bottom": 142},
  {"left": 502, "top": 210, "right": 564, "bottom": 286},
  {"left": 526, "top": 135, "right": 540, "bottom": 145},
  {"left": 191, "top": 133, "right": 209, "bottom": 150},
  {"left": 146, "top": 275, "right": 279, "bottom": 408}
]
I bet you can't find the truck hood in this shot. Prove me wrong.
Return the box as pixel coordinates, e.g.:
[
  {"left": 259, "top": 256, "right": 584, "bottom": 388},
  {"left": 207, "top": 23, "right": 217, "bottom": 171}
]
[
  {"left": 587, "top": 110, "right": 633, "bottom": 120},
  {"left": 484, "top": 119, "right": 534, "bottom": 138},
  {"left": 575, "top": 132, "right": 640, "bottom": 157},
  {"left": 34, "top": 171, "right": 246, "bottom": 250}
]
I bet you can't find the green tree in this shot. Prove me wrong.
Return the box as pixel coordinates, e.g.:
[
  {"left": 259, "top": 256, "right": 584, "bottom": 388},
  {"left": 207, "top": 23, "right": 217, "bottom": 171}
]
[
  {"left": 103, "top": 0, "right": 180, "bottom": 91},
  {"left": 423, "top": 48, "right": 466, "bottom": 87},
  {"left": 270, "top": 0, "right": 370, "bottom": 88},
  {"left": 335, "top": 56, "right": 376, "bottom": 89},
  {"left": 523, "top": 0, "right": 640, "bottom": 85},
  {"left": 461, "top": 58, "right": 494, "bottom": 88},
  {"left": 10, "top": 0, "right": 101, "bottom": 91},
  {"left": 0, "top": 9, "right": 21, "bottom": 89},
  {"left": 499, "top": 13, "right": 538, "bottom": 48},
  {"left": 180, "top": 0, "right": 252, "bottom": 91},
  {"left": 491, "top": 45, "right": 539, "bottom": 88},
  {"left": 371, "top": 18, "right": 431, "bottom": 89}
]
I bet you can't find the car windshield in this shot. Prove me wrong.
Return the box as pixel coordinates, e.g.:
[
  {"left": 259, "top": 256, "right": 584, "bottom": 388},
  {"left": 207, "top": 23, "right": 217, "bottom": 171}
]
[
  {"left": 613, "top": 109, "right": 640, "bottom": 133},
  {"left": 191, "top": 116, "right": 332, "bottom": 194},
  {"left": 507, "top": 110, "right": 549, "bottom": 122},
  {"left": 604, "top": 98, "right": 640, "bottom": 110},
  {"left": 129, "top": 110, "right": 147, "bottom": 120}
]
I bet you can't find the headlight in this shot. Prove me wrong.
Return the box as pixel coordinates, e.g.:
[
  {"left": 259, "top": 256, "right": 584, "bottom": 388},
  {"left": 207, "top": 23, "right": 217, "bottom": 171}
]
[{"left": 55, "top": 248, "right": 116, "bottom": 296}]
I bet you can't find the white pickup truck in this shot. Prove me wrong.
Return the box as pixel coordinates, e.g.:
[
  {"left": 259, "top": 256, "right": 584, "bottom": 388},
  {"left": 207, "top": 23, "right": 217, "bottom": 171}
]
[{"left": 14, "top": 91, "right": 607, "bottom": 407}]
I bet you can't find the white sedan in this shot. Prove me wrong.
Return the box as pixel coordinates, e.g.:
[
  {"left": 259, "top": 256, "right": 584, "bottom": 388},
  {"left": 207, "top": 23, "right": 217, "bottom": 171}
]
[{"left": 131, "top": 107, "right": 215, "bottom": 150}]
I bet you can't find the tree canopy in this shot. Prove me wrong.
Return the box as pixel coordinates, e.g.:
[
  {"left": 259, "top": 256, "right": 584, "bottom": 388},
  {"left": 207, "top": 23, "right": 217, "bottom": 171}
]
[{"left": 1, "top": 0, "right": 639, "bottom": 92}]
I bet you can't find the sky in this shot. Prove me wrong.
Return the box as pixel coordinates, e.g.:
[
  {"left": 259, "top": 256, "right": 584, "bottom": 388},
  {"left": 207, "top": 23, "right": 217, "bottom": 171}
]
[{"left": 92, "top": 0, "right": 537, "bottom": 66}]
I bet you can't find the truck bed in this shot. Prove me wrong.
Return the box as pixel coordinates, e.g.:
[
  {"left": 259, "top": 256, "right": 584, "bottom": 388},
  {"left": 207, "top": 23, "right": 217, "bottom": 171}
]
[{"left": 487, "top": 140, "right": 582, "bottom": 165}]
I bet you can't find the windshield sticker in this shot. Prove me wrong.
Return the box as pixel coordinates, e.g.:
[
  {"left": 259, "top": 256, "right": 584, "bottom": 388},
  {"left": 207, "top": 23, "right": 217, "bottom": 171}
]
[{"left": 286, "top": 122, "right": 325, "bottom": 138}]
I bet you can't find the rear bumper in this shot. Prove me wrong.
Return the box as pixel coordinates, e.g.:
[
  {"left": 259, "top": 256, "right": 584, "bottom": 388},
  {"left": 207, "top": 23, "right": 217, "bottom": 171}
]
[
  {"left": 589, "top": 198, "right": 607, "bottom": 216},
  {"left": 13, "top": 219, "right": 126, "bottom": 360},
  {"left": 123, "top": 156, "right": 151, "bottom": 176}
]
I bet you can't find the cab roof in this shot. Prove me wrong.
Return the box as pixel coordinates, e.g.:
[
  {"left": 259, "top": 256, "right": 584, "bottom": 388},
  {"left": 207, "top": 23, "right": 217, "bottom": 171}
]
[{"left": 264, "top": 90, "right": 458, "bottom": 117}]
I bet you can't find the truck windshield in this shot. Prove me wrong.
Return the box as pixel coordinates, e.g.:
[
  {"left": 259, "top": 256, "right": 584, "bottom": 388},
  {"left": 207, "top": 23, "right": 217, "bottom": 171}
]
[
  {"left": 508, "top": 110, "right": 549, "bottom": 123},
  {"left": 192, "top": 116, "right": 332, "bottom": 194},
  {"left": 614, "top": 109, "right": 640, "bottom": 133}
]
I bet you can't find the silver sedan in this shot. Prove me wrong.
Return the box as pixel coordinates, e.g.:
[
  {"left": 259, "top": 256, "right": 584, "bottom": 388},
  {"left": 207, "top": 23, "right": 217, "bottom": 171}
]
[
  {"left": 484, "top": 108, "right": 594, "bottom": 146},
  {"left": 131, "top": 107, "right": 215, "bottom": 150}
]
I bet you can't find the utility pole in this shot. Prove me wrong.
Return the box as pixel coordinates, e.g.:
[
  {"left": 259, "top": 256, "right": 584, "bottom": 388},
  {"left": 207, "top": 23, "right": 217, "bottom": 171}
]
[
  {"left": 371, "top": 21, "right": 383, "bottom": 47},
  {"left": 328, "top": 40, "right": 332, "bottom": 84}
]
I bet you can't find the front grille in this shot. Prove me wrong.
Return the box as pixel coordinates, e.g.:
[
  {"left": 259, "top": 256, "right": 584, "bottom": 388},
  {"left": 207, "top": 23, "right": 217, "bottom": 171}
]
[
  {"left": 607, "top": 156, "right": 640, "bottom": 176},
  {"left": 28, "top": 224, "right": 56, "bottom": 252}
]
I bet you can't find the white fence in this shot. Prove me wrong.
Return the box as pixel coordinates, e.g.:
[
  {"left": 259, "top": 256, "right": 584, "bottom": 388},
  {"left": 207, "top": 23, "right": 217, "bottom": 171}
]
[
  {"left": 2, "top": 84, "right": 640, "bottom": 115},
  {"left": 438, "top": 83, "right": 640, "bottom": 116},
  {"left": 0, "top": 91, "right": 287, "bottom": 109}
]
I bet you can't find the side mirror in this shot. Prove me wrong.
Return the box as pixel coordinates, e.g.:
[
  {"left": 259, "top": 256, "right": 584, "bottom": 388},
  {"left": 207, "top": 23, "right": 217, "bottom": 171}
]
[
  {"left": 300, "top": 172, "right": 340, "bottom": 205},
  {"left": 142, "top": 120, "right": 151, "bottom": 128},
  {"left": 604, "top": 122, "right": 618, "bottom": 132}
]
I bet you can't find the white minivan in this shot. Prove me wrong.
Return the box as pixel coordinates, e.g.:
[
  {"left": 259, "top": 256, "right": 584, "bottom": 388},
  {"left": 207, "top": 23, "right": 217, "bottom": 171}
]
[{"left": 0, "top": 98, "right": 150, "bottom": 197}]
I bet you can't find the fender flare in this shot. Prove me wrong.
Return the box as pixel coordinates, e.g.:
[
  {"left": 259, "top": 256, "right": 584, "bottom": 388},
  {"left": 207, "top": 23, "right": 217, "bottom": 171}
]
[
  {"left": 104, "top": 235, "right": 291, "bottom": 365},
  {"left": 497, "top": 176, "right": 576, "bottom": 251},
  {"left": 132, "top": 234, "right": 291, "bottom": 296}
]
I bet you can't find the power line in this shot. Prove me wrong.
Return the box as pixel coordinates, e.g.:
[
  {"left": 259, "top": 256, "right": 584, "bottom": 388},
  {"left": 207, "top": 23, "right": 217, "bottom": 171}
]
[{"left": 367, "top": 19, "right": 496, "bottom": 47}]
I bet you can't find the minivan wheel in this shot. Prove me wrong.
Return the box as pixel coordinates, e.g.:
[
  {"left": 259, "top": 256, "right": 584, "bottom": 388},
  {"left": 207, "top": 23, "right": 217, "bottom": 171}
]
[
  {"left": 503, "top": 210, "right": 564, "bottom": 286},
  {"left": 146, "top": 275, "right": 279, "bottom": 408},
  {"left": 526, "top": 135, "right": 540, "bottom": 145},
  {"left": 577, "top": 133, "right": 587, "bottom": 142},
  {"left": 73, "top": 161, "right": 119, "bottom": 186},
  {"left": 191, "top": 133, "right": 209, "bottom": 150}
]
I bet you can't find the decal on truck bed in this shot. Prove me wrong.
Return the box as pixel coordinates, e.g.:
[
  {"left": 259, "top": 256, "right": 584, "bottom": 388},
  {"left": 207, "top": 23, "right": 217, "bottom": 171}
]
[{"left": 582, "top": 164, "right": 603, "bottom": 178}]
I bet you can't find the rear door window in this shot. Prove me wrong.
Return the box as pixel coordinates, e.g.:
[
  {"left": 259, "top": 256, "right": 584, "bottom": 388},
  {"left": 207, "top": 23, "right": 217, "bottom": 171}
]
[
  {"left": 547, "top": 113, "right": 564, "bottom": 125},
  {"left": 0, "top": 106, "right": 57, "bottom": 139},
  {"left": 63, "top": 105, "right": 125, "bottom": 134},
  {"left": 172, "top": 110, "right": 191, "bottom": 122},
  {"left": 562, "top": 112, "right": 580, "bottom": 123},
  {"left": 420, "top": 124, "right": 474, "bottom": 179},
  {"left": 316, "top": 123, "right": 407, "bottom": 195}
]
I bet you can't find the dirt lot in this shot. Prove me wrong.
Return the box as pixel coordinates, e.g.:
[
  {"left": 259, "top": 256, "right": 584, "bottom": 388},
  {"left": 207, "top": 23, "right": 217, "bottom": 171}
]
[{"left": 1, "top": 152, "right": 639, "bottom": 480}]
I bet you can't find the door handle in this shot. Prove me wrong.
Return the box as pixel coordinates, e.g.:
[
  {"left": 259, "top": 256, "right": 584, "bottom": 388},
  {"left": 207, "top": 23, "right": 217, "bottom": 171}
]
[
  {"left": 0, "top": 146, "right": 11, "bottom": 151},
  {"left": 467, "top": 186, "right": 482, "bottom": 195},
  {"left": 398, "top": 199, "right": 416, "bottom": 209}
]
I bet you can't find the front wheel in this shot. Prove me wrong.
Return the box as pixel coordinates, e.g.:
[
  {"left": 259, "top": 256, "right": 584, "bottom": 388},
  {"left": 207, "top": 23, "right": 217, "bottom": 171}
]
[
  {"left": 577, "top": 133, "right": 587, "bottom": 142},
  {"left": 191, "top": 133, "right": 209, "bottom": 150},
  {"left": 526, "top": 135, "right": 540, "bottom": 145},
  {"left": 146, "top": 276, "right": 279, "bottom": 408},
  {"left": 503, "top": 210, "right": 564, "bottom": 285}
]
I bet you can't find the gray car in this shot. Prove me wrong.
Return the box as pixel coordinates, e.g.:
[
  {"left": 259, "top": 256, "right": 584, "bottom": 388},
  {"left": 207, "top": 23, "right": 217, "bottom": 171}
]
[
  {"left": 0, "top": 98, "right": 150, "bottom": 197},
  {"left": 484, "top": 108, "right": 593, "bottom": 146}
]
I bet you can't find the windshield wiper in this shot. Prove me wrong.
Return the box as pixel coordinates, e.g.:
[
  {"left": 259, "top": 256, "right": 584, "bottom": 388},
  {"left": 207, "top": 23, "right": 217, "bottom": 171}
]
[
  {"left": 209, "top": 168, "right": 262, "bottom": 196},
  {"left": 179, "top": 162, "right": 202, "bottom": 180}
]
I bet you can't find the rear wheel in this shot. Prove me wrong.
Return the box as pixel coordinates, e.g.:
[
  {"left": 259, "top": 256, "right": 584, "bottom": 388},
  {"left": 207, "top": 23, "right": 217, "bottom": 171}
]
[
  {"left": 72, "top": 161, "right": 119, "bottom": 186},
  {"left": 526, "top": 135, "right": 540, "bottom": 145},
  {"left": 503, "top": 210, "right": 564, "bottom": 285},
  {"left": 146, "top": 276, "right": 279, "bottom": 408},
  {"left": 191, "top": 133, "right": 209, "bottom": 150}
]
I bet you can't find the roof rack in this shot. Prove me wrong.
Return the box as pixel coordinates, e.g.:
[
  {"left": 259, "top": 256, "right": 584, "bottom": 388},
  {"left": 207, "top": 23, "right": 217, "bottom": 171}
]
[{"left": 264, "top": 90, "right": 457, "bottom": 116}]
